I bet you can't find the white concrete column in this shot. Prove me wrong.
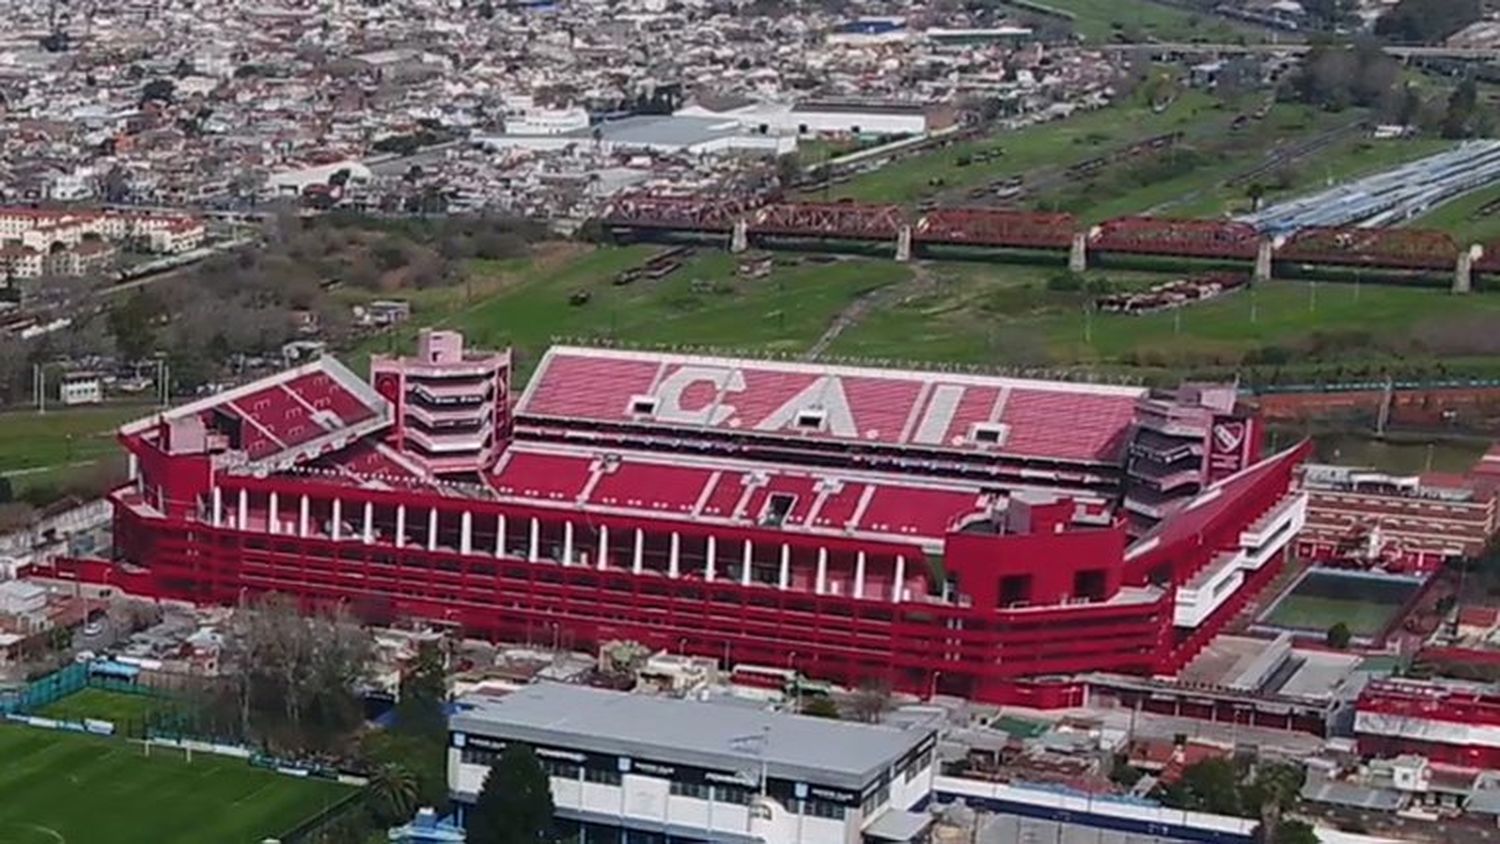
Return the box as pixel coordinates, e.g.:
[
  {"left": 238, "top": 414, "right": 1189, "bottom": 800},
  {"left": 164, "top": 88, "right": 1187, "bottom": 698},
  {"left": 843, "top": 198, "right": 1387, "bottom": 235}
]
[
  {"left": 460, "top": 510, "right": 473, "bottom": 555},
  {"left": 632, "top": 529, "right": 644, "bottom": 574},
  {"left": 854, "top": 551, "right": 866, "bottom": 600},
  {"left": 563, "top": 521, "right": 575, "bottom": 566},
  {"left": 495, "top": 515, "right": 506, "bottom": 556},
  {"left": 363, "top": 500, "right": 374, "bottom": 543},
  {"left": 528, "top": 517, "right": 540, "bottom": 563},
  {"left": 331, "top": 498, "right": 342, "bottom": 541},
  {"left": 298, "top": 494, "right": 309, "bottom": 538},
  {"left": 211, "top": 486, "right": 223, "bottom": 527},
  {"left": 427, "top": 508, "right": 438, "bottom": 552},
  {"left": 128, "top": 453, "right": 139, "bottom": 481},
  {"left": 668, "top": 532, "right": 680, "bottom": 579},
  {"left": 741, "top": 539, "right": 753, "bottom": 586},
  {"left": 395, "top": 504, "right": 407, "bottom": 548},
  {"left": 815, "top": 547, "right": 828, "bottom": 595},
  {"left": 778, "top": 544, "right": 790, "bottom": 591},
  {"left": 705, "top": 535, "right": 717, "bottom": 582},
  {"left": 597, "top": 524, "right": 609, "bottom": 570},
  {"left": 268, "top": 491, "right": 279, "bottom": 534},
  {"left": 237, "top": 488, "right": 248, "bottom": 530},
  {"left": 892, "top": 555, "right": 906, "bottom": 603}
]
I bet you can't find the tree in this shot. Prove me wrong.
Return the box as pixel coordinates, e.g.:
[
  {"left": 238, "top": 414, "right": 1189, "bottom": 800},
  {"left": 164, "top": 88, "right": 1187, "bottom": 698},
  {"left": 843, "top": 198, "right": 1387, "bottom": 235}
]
[
  {"left": 1163, "top": 758, "right": 1243, "bottom": 816},
  {"left": 848, "top": 679, "right": 891, "bottom": 723},
  {"left": 1255, "top": 818, "right": 1319, "bottom": 844},
  {"left": 1326, "top": 622, "right": 1352, "bottom": 650},
  {"left": 367, "top": 762, "right": 421, "bottom": 824},
  {"left": 1441, "top": 77, "right": 1479, "bottom": 139},
  {"left": 469, "top": 745, "right": 555, "bottom": 844},
  {"left": 1246, "top": 761, "right": 1306, "bottom": 842},
  {"left": 396, "top": 640, "right": 448, "bottom": 737},
  {"left": 141, "top": 78, "right": 175, "bottom": 105},
  {"left": 219, "top": 594, "right": 373, "bottom": 753},
  {"left": 1375, "top": 0, "right": 1480, "bottom": 44},
  {"left": 801, "top": 696, "right": 840, "bottom": 719},
  {"left": 108, "top": 292, "right": 159, "bottom": 362}
]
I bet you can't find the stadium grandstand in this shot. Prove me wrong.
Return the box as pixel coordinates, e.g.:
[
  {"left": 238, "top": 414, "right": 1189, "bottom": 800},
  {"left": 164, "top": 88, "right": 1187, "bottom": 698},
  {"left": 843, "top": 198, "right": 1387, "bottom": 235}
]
[{"left": 57, "top": 332, "right": 1307, "bottom": 706}]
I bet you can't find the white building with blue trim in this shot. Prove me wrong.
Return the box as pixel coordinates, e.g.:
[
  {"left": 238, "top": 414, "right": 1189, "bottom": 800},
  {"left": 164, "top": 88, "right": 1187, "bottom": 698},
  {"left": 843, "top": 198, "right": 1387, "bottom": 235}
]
[{"left": 447, "top": 684, "right": 939, "bottom": 844}]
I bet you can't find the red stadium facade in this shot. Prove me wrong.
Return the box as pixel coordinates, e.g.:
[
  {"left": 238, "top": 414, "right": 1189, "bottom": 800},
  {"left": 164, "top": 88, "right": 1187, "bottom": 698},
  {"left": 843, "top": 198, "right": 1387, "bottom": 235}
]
[
  {"left": 1356, "top": 679, "right": 1500, "bottom": 768},
  {"left": 74, "top": 334, "right": 1309, "bottom": 706}
]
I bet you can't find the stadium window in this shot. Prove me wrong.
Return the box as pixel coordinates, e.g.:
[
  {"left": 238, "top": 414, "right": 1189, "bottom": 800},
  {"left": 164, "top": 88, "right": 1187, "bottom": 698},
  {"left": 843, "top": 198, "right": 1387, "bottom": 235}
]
[
  {"left": 542, "top": 759, "right": 582, "bottom": 780},
  {"left": 762, "top": 493, "right": 797, "bottom": 527},
  {"left": 970, "top": 422, "right": 1009, "bottom": 447},
  {"left": 670, "top": 780, "right": 710, "bottom": 799},
  {"left": 999, "top": 574, "right": 1031, "bottom": 607},
  {"left": 584, "top": 767, "right": 622, "bottom": 786},
  {"left": 800, "top": 799, "right": 846, "bottom": 820},
  {"left": 713, "top": 785, "right": 752, "bottom": 805},
  {"left": 629, "top": 396, "right": 658, "bottom": 416},
  {"left": 795, "top": 409, "right": 825, "bottom": 430},
  {"left": 1072, "top": 569, "right": 1107, "bottom": 602},
  {"left": 461, "top": 747, "right": 499, "bottom": 767}
]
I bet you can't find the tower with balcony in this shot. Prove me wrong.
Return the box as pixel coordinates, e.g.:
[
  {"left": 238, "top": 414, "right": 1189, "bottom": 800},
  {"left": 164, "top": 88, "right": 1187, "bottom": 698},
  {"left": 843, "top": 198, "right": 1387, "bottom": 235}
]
[{"left": 370, "top": 329, "right": 511, "bottom": 477}]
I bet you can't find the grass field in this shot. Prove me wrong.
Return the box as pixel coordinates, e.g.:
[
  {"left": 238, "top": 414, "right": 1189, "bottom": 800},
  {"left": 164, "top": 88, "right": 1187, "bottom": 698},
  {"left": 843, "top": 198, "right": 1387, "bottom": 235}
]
[
  {"left": 0, "top": 404, "right": 152, "bottom": 476},
  {"left": 349, "top": 246, "right": 912, "bottom": 377},
  {"left": 1261, "top": 570, "right": 1420, "bottom": 637},
  {"left": 1017, "top": 0, "right": 1265, "bottom": 43},
  {"left": 35, "top": 688, "right": 171, "bottom": 726},
  {"left": 827, "top": 262, "right": 1500, "bottom": 368},
  {"left": 0, "top": 725, "right": 351, "bottom": 844},
  {"left": 1162, "top": 136, "right": 1457, "bottom": 221},
  {"left": 1263, "top": 595, "right": 1403, "bottom": 637},
  {"left": 826, "top": 89, "right": 1222, "bottom": 203},
  {"left": 1409, "top": 181, "right": 1500, "bottom": 244}
]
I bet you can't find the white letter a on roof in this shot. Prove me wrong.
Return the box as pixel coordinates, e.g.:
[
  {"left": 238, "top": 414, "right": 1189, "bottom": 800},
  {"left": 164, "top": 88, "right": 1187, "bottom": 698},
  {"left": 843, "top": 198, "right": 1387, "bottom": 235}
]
[{"left": 755, "top": 376, "right": 856, "bottom": 437}]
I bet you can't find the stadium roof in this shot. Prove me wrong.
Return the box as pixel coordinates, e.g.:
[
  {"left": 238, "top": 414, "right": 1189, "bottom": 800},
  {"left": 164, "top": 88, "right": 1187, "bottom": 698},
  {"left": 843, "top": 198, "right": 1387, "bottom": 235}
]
[
  {"left": 120, "top": 357, "right": 390, "bottom": 469},
  {"left": 451, "top": 683, "right": 934, "bottom": 790},
  {"left": 516, "top": 347, "right": 1145, "bottom": 464}
]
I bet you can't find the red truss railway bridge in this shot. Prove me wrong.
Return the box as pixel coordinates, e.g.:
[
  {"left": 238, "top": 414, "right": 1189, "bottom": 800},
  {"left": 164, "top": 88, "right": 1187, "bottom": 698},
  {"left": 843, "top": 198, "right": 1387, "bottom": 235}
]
[
  {"left": 602, "top": 195, "right": 1491, "bottom": 292},
  {"left": 47, "top": 331, "right": 1309, "bottom": 707}
]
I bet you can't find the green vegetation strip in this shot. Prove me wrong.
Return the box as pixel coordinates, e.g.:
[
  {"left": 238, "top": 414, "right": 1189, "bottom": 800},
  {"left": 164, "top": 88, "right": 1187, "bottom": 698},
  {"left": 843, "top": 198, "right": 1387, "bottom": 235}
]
[{"left": 0, "top": 725, "right": 350, "bottom": 844}]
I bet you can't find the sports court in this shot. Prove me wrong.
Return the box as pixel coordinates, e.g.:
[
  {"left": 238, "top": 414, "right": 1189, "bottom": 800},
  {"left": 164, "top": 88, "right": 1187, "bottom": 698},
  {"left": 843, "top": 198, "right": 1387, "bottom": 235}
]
[
  {"left": 0, "top": 725, "right": 350, "bottom": 844},
  {"left": 1259, "top": 568, "right": 1422, "bottom": 638}
]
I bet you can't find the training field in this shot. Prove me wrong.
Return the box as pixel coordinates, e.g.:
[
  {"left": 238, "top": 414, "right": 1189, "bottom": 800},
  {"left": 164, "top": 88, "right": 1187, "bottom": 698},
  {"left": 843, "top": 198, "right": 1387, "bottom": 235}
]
[
  {"left": 1261, "top": 569, "right": 1421, "bottom": 638},
  {"left": 35, "top": 688, "right": 170, "bottom": 726},
  {"left": 0, "top": 726, "right": 351, "bottom": 844}
]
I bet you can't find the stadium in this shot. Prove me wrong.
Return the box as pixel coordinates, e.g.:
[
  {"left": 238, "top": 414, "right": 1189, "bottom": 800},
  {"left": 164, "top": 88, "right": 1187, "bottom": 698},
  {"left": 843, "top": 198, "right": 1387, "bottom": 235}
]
[{"left": 55, "top": 331, "right": 1307, "bottom": 706}]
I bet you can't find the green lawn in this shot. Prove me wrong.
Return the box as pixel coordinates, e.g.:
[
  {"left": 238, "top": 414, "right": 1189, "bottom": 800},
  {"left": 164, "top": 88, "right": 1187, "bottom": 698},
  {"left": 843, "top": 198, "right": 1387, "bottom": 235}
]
[
  {"left": 828, "top": 262, "right": 1500, "bottom": 369},
  {"left": 826, "top": 90, "right": 1222, "bottom": 203},
  {"left": 35, "top": 688, "right": 171, "bottom": 727},
  {"left": 1057, "top": 103, "right": 1360, "bottom": 222},
  {"left": 355, "top": 247, "right": 914, "bottom": 377},
  {"left": 0, "top": 725, "right": 351, "bottom": 844},
  {"left": 1019, "top": 0, "right": 1266, "bottom": 43},
  {"left": 1262, "top": 594, "right": 1402, "bottom": 637},
  {"left": 1163, "top": 135, "right": 1457, "bottom": 221},
  {"left": 0, "top": 405, "right": 151, "bottom": 476},
  {"left": 1409, "top": 181, "right": 1500, "bottom": 245}
]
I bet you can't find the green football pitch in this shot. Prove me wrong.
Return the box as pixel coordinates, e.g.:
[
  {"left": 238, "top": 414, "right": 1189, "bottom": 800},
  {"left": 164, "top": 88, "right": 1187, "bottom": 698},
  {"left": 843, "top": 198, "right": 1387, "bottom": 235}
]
[
  {"left": 34, "top": 688, "right": 170, "bottom": 726},
  {"left": 0, "top": 726, "right": 353, "bottom": 844},
  {"left": 1261, "top": 569, "right": 1420, "bottom": 637}
]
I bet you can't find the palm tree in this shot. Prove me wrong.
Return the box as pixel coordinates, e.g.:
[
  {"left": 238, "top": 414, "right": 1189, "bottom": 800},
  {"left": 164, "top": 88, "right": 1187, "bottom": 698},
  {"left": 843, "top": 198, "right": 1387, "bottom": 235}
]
[{"left": 367, "top": 762, "right": 421, "bottom": 825}]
